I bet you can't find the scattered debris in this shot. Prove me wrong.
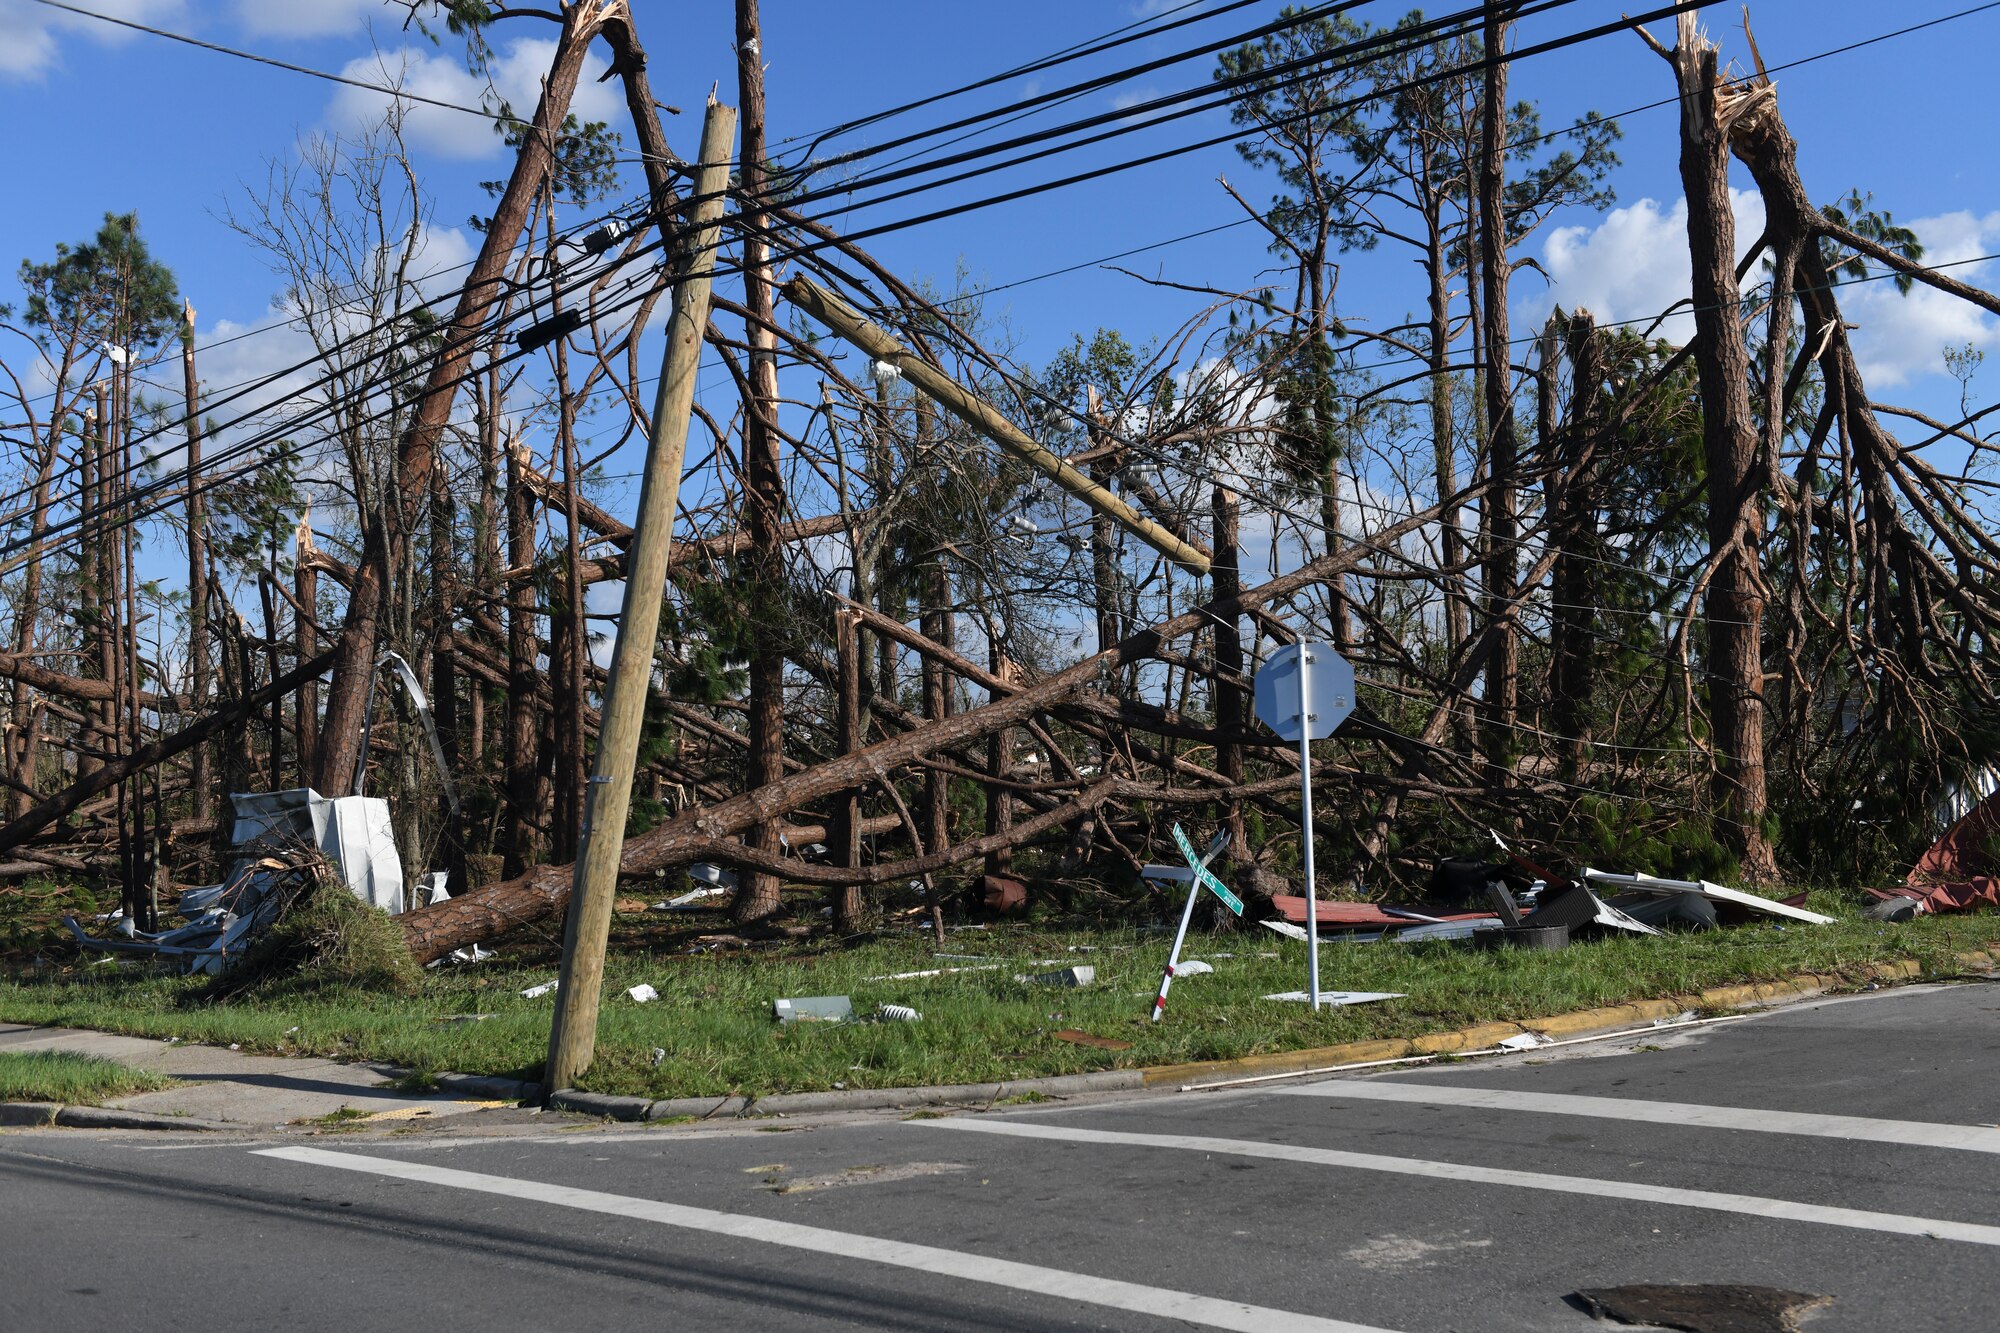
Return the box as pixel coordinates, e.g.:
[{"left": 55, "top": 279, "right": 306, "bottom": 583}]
[
  {"left": 1054, "top": 1028, "right": 1134, "bottom": 1051},
  {"left": 650, "top": 1047, "right": 667, "bottom": 1067},
  {"left": 1496, "top": 1033, "right": 1551, "bottom": 1052},
  {"left": 64, "top": 789, "right": 408, "bottom": 973},
  {"left": 1867, "top": 878, "right": 2000, "bottom": 920},
  {"left": 1583, "top": 870, "right": 1835, "bottom": 926},
  {"left": 1261, "top": 920, "right": 1310, "bottom": 942},
  {"left": 1173, "top": 960, "right": 1215, "bottom": 976},
  {"left": 627, "top": 983, "right": 659, "bottom": 1004},
  {"left": 654, "top": 884, "right": 729, "bottom": 911},
  {"left": 773, "top": 995, "right": 854, "bottom": 1023},
  {"left": 1570, "top": 1283, "right": 1830, "bottom": 1333},
  {"left": 1476, "top": 924, "right": 1570, "bottom": 952},
  {"left": 1910, "top": 787, "right": 2000, "bottom": 882},
  {"left": 433, "top": 1013, "right": 493, "bottom": 1025},
  {"left": 1263, "top": 991, "right": 1404, "bottom": 1006},
  {"left": 981, "top": 874, "right": 1029, "bottom": 914},
  {"left": 520, "top": 979, "right": 559, "bottom": 999},
  {"left": 875, "top": 1003, "right": 922, "bottom": 1022},
  {"left": 1018, "top": 965, "right": 1095, "bottom": 987},
  {"left": 862, "top": 964, "right": 1003, "bottom": 981}
]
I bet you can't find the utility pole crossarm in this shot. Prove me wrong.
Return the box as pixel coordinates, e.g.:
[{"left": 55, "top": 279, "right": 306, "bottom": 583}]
[{"left": 783, "top": 274, "right": 1211, "bottom": 575}]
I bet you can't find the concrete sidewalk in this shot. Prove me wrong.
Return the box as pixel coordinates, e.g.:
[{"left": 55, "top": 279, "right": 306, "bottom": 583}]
[{"left": 0, "top": 1023, "right": 520, "bottom": 1128}]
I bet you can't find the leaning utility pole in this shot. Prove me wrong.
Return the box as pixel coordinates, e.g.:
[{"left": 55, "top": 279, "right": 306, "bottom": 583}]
[{"left": 543, "top": 99, "right": 738, "bottom": 1096}]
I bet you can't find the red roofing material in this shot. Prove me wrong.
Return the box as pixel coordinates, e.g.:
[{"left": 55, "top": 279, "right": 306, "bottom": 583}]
[
  {"left": 1267, "top": 895, "right": 1493, "bottom": 928},
  {"left": 1910, "top": 790, "right": 2000, "bottom": 884}
]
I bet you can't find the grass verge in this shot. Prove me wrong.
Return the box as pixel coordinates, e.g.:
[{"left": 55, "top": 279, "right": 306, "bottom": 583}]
[
  {"left": 0, "top": 892, "right": 1992, "bottom": 1101},
  {"left": 0, "top": 1051, "right": 176, "bottom": 1103}
]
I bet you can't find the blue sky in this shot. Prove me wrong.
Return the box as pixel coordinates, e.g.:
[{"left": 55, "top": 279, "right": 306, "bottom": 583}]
[{"left": 3, "top": 0, "right": 1997, "bottom": 544}]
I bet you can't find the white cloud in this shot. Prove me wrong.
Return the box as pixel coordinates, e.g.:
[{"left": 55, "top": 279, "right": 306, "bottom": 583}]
[
  {"left": 325, "top": 37, "right": 622, "bottom": 159},
  {"left": 1842, "top": 210, "right": 2000, "bottom": 388},
  {"left": 0, "top": 0, "right": 184, "bottom": 80},
  {"left": 233, "top": 0, "right": 398, "bottom": 40},
  {"left": 1522, "top": 193, "right": 2000, "bottom": 390},
  {"left": 1519, "top": 188, "right": 1766, "bottom": 347}
]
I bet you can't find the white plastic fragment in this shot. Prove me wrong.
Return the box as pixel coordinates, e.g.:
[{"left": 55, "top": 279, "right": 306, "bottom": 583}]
[
  {"left": 627, "top": 983, "right": 659, "bottom": 1003},
  {"left": 1173, "top": 960, "right": 1215, "bottom": 976},
  {"left": 1497, "top": 1033, "right": 1551, "bottom": 1052},
  {"left": 1260, "top": 920, "right": 1310, "bottom": 942},
  {"left": 862, "top": 964, "right": 1003, "bottom": 981},
  {"left": 1017, "top": 965, "right": 1095, "bottom": 987},
  {"left": 876, "top": 1003, "right": 923, "bottom": 1022},
  {"left": 521, "top": 980, "right": 559, "bottom": 999},
  {"left": 1262, "top": 991, "right": 1404, "bottom": 1007}
]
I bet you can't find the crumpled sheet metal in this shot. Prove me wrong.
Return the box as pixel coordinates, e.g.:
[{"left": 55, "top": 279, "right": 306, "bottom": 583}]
[
  {"left": 1868, "top": 877, "right": 2000, "bottom": 919},
  {"left": 1910, "top": 787, "right": 2000, "bottom": 884}
]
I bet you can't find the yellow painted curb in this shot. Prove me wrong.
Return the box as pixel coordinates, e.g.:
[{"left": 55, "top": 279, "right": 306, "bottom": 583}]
[
  {"left": 1523, "top": 999, "right": 1683, "bottom": 1037},
  {"left": 1138, "top": 938, "right": 2000, "bottom": 1090},
  {"left": 1143, "top": 1038, "right": 1415, "bottom": 1087}
]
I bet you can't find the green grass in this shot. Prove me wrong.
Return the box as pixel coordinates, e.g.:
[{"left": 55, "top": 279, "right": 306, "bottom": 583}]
[
  {"left": 0, "top": 1051, "right": 176, "bottom": 1103},
  {"left": 0, "top": 892, "right": 1991, "bottom": 1101}
]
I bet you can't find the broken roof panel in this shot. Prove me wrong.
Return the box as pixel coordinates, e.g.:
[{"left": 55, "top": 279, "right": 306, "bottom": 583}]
[{"left": 1582, "top": 869, "right": 1835, "bottom": 925}]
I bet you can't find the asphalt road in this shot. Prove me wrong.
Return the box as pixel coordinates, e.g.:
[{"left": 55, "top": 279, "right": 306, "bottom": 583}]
[{"left": 4, "top": 981, "right": 1997, "bottom": 1331}]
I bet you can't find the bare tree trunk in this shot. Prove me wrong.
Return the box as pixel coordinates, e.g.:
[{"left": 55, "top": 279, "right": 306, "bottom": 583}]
[
  {"left": 316, "top": 3, "right": 607, "bottom": 793},
  {"left": 831, "top": 607, "right": 865, "bottom": 929},
  {"left": 922, "top": 551, "right": 953, "bottom": 876},
  {"left": 1211, "top": 485, "right": 1247, "bottom": 861},
  {"left": 1427, "top": 218, "right": 1470, "bottom": 653},
  {"left": 1478, "top": 2, "right": 1519, "bottom": 784},
  {"left": 295, "top": 520, "right": 319, "bottom": 786},
  {"left": 6, "top": 425, "right": 57, "bottom": 819},
  {"left": 503, "top": 438, "right": 542, "bottom": 876},
  {"left": 548, "top": 197, "right": 587, "bottom": 864},
  {"left": 1548, "top": 310, "right": 1601, "bottom": 779},
  {"left": 181, "top": 302, "right": 211, "bottom": 821},
  {"left": 1658, "top": 17, "right": 1776, "bottom": 877},
  {"left": 984, "top": 595, "right": 1014, "bottom": 880},
  {"left": 732, "top": 0, "right": 789, "bottom": 924}
]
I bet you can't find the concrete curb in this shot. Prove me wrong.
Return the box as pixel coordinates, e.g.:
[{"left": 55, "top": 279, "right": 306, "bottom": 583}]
[
  {"left": 0, "top": 1101, "right": 233, "bottom": 1132},
  {"left": 550, "top": 1070, "right": 1147, "bottom": 1122},
  {"left": 433, "top": 1072, "right": 538, "bottom": 1101},
  {"left": 1137, "top": 948, "right": 1998, "bottom": 1089}
]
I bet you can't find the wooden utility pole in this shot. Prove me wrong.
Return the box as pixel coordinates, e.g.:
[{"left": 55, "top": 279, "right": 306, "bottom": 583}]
[
  {"left": 732, "top": 0, "right": 790, "bottom": 924},
  {"left": 785, "top": 275, "right": 1211, "bottom": 573},
  {"left": 543, "top": 99, "right": 738, "bottom": 1096},
  {"left": 181, "top": 301, "right": 211, "bottom": 822}
]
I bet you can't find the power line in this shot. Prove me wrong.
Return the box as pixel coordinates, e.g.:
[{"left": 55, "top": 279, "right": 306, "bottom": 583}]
[{"left": 27, "top": 0, "right": 513, "bottom": 123}]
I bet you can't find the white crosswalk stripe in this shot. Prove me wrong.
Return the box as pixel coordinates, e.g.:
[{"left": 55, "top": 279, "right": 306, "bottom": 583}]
[
  {"left": 917, "top": 1117, "right": 2000, "bottom": 1246},
  {"left": 1271, "top": 1079, "right": 2000, "bottom": 1153},
  {"left": 256, "top": 1146, "right": 1401, "bottom": 1333}
]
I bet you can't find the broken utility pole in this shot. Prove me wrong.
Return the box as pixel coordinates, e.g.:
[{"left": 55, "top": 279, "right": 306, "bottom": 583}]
[{"left": 783, "top": 274, "right": 1212, "bottom": 574}]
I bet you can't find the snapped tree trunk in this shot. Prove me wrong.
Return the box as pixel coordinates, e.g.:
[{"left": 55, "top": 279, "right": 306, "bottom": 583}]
[{"left": 1657, "top": 15, "right": 1777, "bottom": 877}]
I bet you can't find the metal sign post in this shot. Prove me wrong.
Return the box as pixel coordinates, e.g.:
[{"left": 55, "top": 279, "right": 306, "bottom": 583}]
[
  {"left": 1254, "top": 640, "right": 1354, "bottom": 1009},
  {"left": 1150, "top": 825, "right": 1236, "bottom": 1022}
]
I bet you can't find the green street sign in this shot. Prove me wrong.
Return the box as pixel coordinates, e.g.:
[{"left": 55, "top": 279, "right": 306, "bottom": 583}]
[{"left": 1172, "top": 824, "right": 1243, "bottom": 916}]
